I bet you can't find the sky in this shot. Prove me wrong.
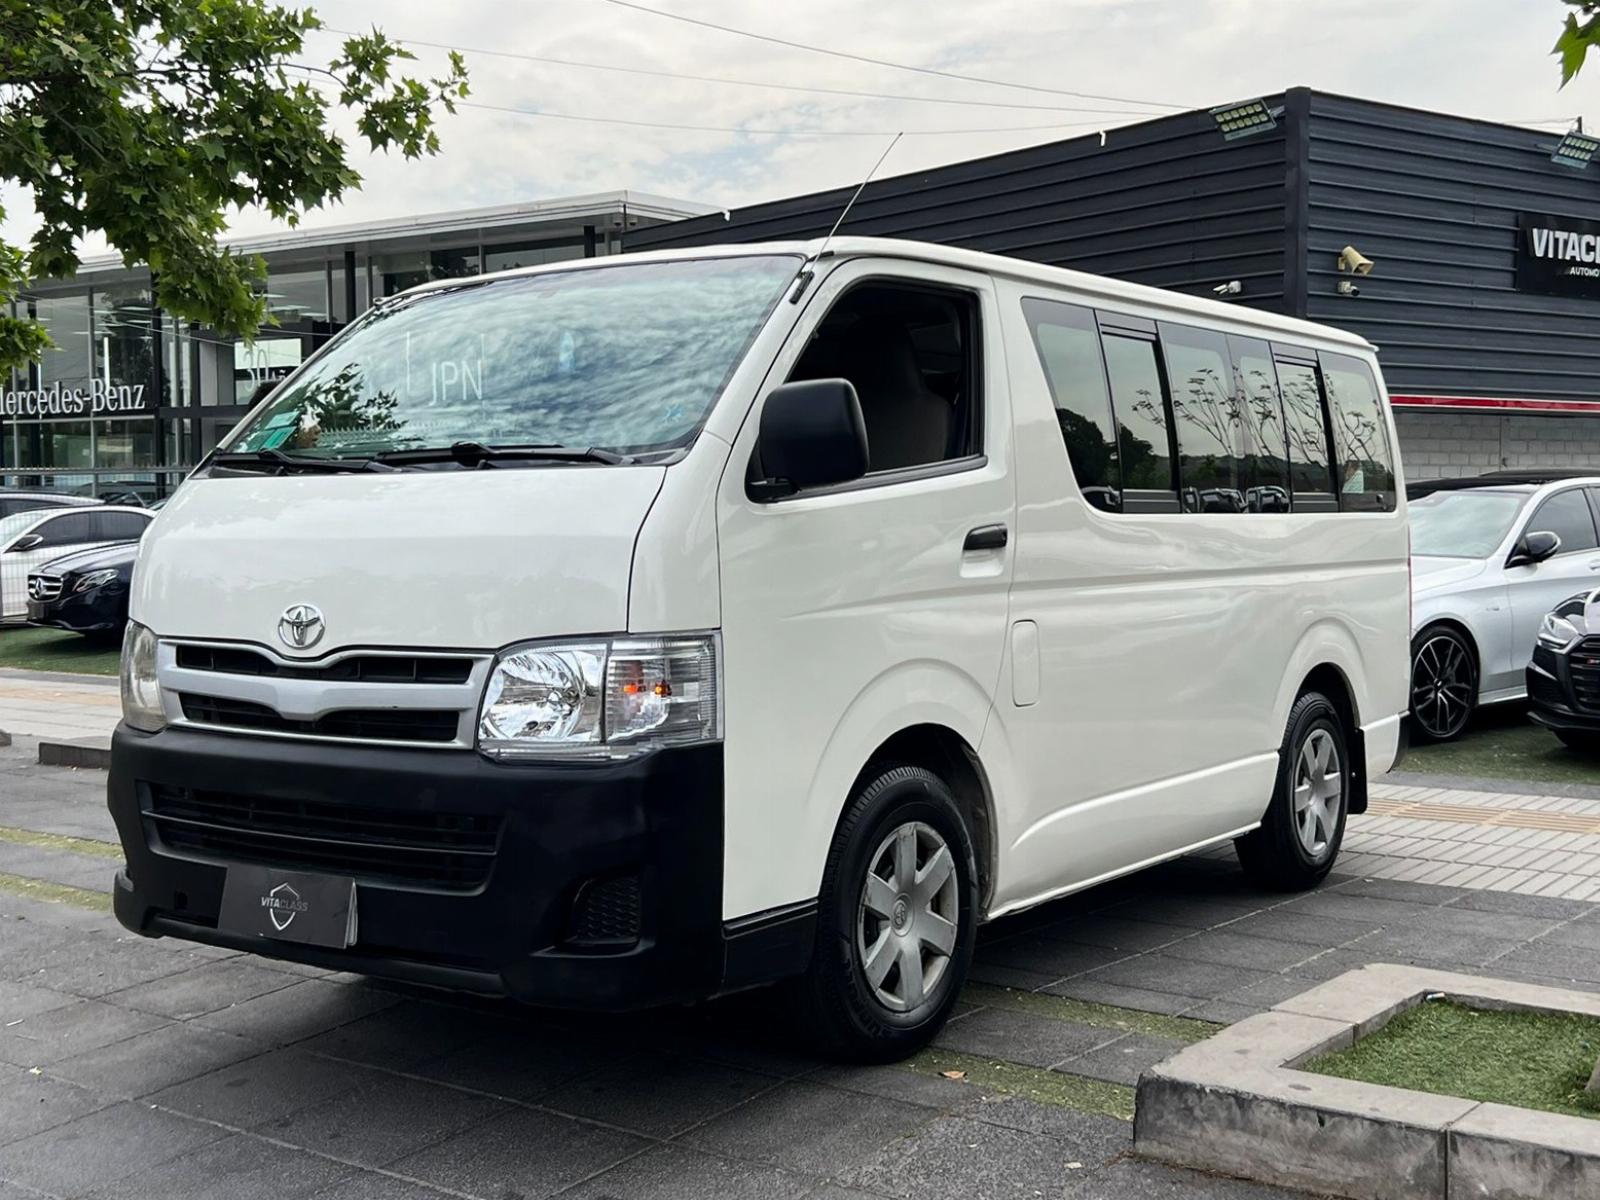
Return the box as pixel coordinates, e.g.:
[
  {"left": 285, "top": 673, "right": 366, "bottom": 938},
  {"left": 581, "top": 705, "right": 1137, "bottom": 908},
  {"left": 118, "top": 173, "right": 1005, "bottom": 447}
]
[{"left": 4, "top": 0, "right": 1600, "bottom": 253}]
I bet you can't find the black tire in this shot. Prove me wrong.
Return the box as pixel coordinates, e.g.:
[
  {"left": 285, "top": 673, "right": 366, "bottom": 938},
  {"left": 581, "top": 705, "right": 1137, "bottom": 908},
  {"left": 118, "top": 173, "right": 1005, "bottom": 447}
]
[
  {"left": 1409, "top": 625, "right": 1478, "bottom": 743},
  {"left": 1235, "top": 692, "right": 1351, "bottom": 891},
  {"left": 1556, "top": 730, "right": 1600, "bottom": 755},
  {"left": 786, "top": 763, "right": 978, "bottom": 1063}
]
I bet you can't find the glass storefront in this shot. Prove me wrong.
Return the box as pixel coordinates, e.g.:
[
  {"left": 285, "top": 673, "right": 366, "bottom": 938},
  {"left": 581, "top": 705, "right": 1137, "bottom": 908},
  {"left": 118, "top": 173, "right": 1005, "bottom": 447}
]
[{"left": 2, "top": 207, "right": 632, "bottom": 490}]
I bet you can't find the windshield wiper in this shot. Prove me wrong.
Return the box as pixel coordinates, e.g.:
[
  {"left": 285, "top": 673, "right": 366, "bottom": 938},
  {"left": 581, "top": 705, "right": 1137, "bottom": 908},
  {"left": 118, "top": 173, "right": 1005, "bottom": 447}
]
[
  {"left": 376, "top": 442, "right": 635, "bottom": 468},
  {"left": 209, "top": 449, "right": 400, "bottom": 474}
]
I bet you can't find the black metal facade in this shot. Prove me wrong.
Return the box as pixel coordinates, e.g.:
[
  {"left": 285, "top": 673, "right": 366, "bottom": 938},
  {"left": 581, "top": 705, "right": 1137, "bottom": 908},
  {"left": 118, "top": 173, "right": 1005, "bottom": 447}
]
[
  {"left": 629, "top": 98, "right": 1293, "bottom": 312},
  {"left": 629, "top": 89, "right": 1600, "bottom": 408},
  {"left": 1301, "top": 91, "right": 1600, "bottom": 403}
]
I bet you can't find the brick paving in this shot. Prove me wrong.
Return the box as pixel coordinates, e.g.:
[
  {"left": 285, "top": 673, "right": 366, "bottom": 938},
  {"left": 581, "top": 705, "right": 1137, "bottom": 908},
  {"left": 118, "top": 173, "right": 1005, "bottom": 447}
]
[
  {"left": 0, "top": 672, "right": 119, "bottom": 743},
  {"left": 4, "top": 738, "right": 1600, "bottom": 1198}
]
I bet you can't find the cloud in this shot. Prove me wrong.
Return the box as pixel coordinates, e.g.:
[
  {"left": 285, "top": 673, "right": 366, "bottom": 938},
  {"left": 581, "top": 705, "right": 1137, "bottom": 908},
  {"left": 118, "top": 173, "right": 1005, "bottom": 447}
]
[{"left": 3, "top": 0, "right": 1597, "bottom": 258}]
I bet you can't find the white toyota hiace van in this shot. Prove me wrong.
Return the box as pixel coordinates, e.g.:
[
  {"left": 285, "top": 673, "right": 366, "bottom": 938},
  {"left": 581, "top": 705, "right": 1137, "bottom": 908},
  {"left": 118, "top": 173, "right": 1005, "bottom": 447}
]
[{"left": 109, "top": 238, "right": 1408, "bottom": 1060}]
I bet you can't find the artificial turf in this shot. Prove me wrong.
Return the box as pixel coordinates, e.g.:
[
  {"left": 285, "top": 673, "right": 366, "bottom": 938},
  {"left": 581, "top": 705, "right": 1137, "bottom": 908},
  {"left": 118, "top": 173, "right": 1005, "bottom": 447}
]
[
  {"left": 0, "top": 626, "right": 120, "bottom": 675},
  {"left": 1306, "top": 999, "right": 1600, "bottom": 1120},
  {"left": 1400, "top": 704, "right": 1600, "bottom": 787}
]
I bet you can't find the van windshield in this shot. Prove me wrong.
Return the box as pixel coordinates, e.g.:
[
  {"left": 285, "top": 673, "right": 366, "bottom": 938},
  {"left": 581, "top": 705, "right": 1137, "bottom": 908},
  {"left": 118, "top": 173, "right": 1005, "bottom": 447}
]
[
  {"left": 1409, "top": 489, "right": 1527, "bottom": 558},
  {"left": 224, "top": 255, "right": 800, "bottom": 462}
]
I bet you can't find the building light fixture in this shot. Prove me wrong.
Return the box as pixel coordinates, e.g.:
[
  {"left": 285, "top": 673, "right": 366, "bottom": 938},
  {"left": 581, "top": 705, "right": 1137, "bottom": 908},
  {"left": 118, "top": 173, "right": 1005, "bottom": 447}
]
[
  {"left": 1551, "top": 128, "right": 1599, "bottom": 169},
  {"left": 1210, "top": 99, "right": 1278, "bottom": 141}
]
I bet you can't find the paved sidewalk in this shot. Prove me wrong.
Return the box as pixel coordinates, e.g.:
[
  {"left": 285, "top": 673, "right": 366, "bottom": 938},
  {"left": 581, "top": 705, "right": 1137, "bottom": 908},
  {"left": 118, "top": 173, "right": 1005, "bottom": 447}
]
[
  {"left": 6, "top": 739, "right": 1600, "bottom": 1198},
  {"left": 0, "top": 670, "right": 119, "bottom": 743},
  {"left": 1191, "top": 781, "right": 1600, "bottom": 903}
]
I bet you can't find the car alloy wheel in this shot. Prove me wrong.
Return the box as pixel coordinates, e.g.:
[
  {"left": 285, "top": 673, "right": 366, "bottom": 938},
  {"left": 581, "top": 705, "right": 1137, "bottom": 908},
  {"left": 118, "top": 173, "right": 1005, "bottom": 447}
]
[
  {"left": 1293, "top": 728, "right": 1342, "bottom": 862},
  {"left": 855, "top": 820, "right": 959, "bottom": 1013},
  {"left": 1411, "top": 631, "right": 1475, "bottom": 740}
]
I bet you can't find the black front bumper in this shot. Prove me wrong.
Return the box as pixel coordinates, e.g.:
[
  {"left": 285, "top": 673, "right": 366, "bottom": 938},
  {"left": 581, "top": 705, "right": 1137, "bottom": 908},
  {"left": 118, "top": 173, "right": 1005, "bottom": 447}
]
[
  {"left": 108, "top": 726, "right": 808, "bottom": 1010},
  {"left": 27, "top": 588, "right": 125, "bottom": 633},
  {"left": 1527, "top": 649, "right": 1600, "bottom": 736}
]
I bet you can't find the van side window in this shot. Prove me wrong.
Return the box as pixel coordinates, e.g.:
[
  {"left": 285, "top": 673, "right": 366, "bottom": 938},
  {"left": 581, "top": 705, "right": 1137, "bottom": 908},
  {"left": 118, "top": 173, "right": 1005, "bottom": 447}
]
[
  {"left": 1229, "top": 337, "right": 1291, "bottom": 513},
  {"left": 1160, "top": 323, "right": 1242, "bottom": 513},
  {"left": 789, "top": 282, "right": 980, "bottom": 475},
  {"left": 1021, "top": 298, "right": 1121, "bottom": 513},
  {"left": 1098, "top": 322, "right": 1177, "bottom": 511},
  {"left": 1273, "top": 355, "right": 1337, "bottom": 508},
  {"left": 1320, "top": 353, "right": 1397, "bottom": 512}
]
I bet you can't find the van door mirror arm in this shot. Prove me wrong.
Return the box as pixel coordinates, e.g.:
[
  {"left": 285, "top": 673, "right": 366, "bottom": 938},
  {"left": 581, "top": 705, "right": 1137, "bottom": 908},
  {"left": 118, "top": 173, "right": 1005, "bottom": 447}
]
[{"left": 748, "top": 476, "right": 800, "bottom": 502}]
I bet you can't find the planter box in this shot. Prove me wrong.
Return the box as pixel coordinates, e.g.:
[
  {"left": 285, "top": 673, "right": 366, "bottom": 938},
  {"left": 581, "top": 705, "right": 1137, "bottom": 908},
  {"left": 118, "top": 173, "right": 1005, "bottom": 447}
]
[{"left": 1133, "top": 964, "right": 1600, "bottom": 1200}]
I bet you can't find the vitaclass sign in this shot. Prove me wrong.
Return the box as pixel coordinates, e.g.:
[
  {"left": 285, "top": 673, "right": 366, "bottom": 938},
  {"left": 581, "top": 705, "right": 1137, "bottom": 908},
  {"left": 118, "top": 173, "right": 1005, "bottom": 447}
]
[
  {"left": 0, "top": 381, "right": 148, "bottom": 418},
  {"left": 1517, "top": 213, "right": 1600, "bottom": 298}
]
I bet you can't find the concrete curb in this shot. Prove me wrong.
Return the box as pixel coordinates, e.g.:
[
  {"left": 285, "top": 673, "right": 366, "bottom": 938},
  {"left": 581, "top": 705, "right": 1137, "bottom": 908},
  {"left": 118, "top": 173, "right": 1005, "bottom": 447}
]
[
  {"left": 1134, "top": 964, "right": 1600, "bottom": 1200},
  {"left": 38, "top": 736, "right": 112, "bottom": 770}
]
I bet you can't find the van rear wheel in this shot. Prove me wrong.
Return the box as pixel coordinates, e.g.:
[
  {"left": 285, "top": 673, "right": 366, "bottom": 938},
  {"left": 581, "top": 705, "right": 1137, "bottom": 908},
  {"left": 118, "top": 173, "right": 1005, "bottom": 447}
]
[
  {"left": 1235, "top": 692, "right": 1350, "bottom": 891},
  {"left": 787, "top": 764, "right": 977, "bottom": 1062}
]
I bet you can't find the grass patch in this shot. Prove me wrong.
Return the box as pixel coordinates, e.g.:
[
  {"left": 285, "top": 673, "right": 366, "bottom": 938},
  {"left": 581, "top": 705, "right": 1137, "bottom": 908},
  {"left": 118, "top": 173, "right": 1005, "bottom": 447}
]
[
  {"left": 1401, "top": 705, "right": 1600, "bottom": 786},
  {"left": 1306, "top": 999, "right": 1600, "bottom": 1120},
  {"left": 962, "top": 982, "right": 1220, "bottom": 1043},
  {"left": 906, "top": 1047, "right": 1135, "bottom": 1121},
  {"left": 0, "top": 627, "right": 120, "bottom": 676},
  {"left": 0, "top": 870, "right": 109, "bottom": 911},
  {"left": 0, "top": 825, "right": 122, "bottom": 861}
]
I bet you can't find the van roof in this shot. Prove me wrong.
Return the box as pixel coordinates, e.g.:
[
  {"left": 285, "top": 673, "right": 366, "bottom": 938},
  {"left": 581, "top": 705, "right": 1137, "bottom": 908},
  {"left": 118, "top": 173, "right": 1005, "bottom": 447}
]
[{"left": 397, "top": 236, "right": 1375, "bottom": 354}]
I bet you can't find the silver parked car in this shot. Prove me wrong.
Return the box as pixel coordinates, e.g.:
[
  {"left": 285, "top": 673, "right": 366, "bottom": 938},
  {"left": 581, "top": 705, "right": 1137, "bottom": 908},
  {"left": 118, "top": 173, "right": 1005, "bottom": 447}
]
[{"left": 1410, "top": 472, "right": 1600, "bottom": 740}]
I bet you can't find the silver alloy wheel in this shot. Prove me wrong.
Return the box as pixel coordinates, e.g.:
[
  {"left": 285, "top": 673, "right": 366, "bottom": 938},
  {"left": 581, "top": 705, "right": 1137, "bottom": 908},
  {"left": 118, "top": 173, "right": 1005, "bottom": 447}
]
[
  {"left": 1293, "top": 728, "right": 1343, "bottom": 860},
  {"left": 856, "top": 821, "right": 960, "bottom": 1013},
  {"left": 1411, "top": 633, "right": 1474, "bottom": 739}
]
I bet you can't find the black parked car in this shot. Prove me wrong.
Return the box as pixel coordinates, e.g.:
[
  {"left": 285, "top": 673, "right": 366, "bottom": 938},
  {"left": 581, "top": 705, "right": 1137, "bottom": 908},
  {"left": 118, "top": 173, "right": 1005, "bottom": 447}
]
[
  {"left": 26, "top": 540, "right": 140, "bottom": 640},
  {"left": 1527, "top": 588, "right": 1600, "bottom": 753}
]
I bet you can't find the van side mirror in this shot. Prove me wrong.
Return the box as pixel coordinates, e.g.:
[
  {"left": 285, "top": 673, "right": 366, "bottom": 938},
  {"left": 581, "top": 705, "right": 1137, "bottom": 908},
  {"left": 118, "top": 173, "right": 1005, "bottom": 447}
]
[
  {"left": 1509, "top": 529, "right": 1561, "bottom": 567},
  {"left": 749, "top": 379, "right": 869, "bottom": 501},
  {"left": 7, "top": 533, "right": 43, "bottom": 553}
]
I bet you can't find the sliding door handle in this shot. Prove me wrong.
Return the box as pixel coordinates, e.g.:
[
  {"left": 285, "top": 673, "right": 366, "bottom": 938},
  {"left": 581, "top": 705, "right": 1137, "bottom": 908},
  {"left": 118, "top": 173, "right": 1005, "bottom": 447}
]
[{"left": 963, "top": 524, "right": 1009, "bottom": 552}]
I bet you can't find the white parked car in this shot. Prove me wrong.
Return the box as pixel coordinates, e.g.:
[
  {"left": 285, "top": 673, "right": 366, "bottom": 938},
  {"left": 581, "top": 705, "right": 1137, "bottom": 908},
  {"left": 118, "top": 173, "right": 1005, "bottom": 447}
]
[
  {"left": 0, "top": 506, "right": 154, "bottom": 621},
  {"left": 107, "top": 238, "right": 1409, "bottom": 1061},
  {"left": 1410, "top": 473, "right": 1600, "bottom": 741}
]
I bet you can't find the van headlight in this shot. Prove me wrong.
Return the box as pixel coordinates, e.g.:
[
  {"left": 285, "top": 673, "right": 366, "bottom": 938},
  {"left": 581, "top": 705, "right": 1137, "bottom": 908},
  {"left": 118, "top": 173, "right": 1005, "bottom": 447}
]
[
  {"left": 1537, "top": 612, "right": 1582, "bottom": 652},
  {"left": 477, "top": 633, "right": 720, "bottom": 760},
  {"left": 120, "top": 621, "right": 166, "bottom": 733}
]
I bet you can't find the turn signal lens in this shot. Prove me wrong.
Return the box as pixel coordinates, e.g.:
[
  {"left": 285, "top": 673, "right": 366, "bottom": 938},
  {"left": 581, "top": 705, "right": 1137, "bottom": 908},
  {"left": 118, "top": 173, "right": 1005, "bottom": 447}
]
[
  {"left": 605, "top": 637, "right": 718, "bottom": 746},
  {"left": 120, "top": 621, "right": 166, "bottom": 733}
]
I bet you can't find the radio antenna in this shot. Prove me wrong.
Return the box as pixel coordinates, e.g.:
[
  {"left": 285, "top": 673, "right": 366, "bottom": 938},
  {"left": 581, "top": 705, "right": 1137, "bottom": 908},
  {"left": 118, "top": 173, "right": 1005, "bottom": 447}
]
[{"left": 789, "top": 131, "right": 903, "bottom": 302}]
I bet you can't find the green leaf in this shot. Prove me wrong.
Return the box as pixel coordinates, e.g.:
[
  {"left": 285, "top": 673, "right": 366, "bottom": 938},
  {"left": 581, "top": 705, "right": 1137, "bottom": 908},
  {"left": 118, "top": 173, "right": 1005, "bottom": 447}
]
[{"left": 0, "top": 0, "right": 469, "bottom": 371}]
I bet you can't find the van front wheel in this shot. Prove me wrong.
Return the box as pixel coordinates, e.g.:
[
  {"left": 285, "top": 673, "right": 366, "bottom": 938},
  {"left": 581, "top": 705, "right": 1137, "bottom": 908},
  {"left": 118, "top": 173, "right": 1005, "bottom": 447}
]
[
  {"left": 1235, "top": 692, "right": 1350, "bottom": 891},
  {"left": 788, "top": 764, "right": 978, "bottom": 1062}
]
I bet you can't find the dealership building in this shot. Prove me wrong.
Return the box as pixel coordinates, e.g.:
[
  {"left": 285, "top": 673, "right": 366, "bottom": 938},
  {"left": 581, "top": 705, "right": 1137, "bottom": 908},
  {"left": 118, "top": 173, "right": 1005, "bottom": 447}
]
[
  {"left": 5, "top": 89, "right": 1600, "bottom": 494},
  {"left": 0, "top": 192, "right": 714, "bottom": 495}
]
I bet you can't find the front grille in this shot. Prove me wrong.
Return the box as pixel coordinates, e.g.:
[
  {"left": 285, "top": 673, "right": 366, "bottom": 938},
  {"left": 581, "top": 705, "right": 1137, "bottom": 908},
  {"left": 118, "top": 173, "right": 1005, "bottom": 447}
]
[
  {"left": 175, "top": 644, "right": 473, "bottom": 685},
  {"left": 27, "top": 575, "right": 62, "bottom": 602},
  {"left": 1571, "top": 637, "right": 1600, "bottom": 713},
  {"left": 144, "top": 783, "right": 502, "bottom": 890},
  {"left": 565, "top": 875, "right": 642, "bottom": 945},
  {"left": 179, "top": 693, "right": 460, "bottom": 744},
  {"left": 1529, "top": 668, "right": 1568, "bottom": 710}
]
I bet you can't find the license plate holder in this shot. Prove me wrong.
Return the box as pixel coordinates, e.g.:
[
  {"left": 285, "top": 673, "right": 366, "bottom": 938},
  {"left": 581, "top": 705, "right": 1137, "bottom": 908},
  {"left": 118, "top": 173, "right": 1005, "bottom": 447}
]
[{"left": 218, "top": 865, "right": 357, "bottom": 949}]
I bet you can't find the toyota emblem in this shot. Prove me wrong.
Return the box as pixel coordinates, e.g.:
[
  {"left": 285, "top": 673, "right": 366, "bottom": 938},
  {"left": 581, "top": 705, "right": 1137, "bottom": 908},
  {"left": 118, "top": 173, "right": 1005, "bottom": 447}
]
[{"left": 278, "top": 603, "right": 325, "bottom": 650}]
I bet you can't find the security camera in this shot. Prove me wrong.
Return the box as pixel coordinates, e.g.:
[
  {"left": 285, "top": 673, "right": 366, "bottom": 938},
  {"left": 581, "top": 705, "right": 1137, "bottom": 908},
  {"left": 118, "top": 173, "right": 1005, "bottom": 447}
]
[
  {"left": 1337, "top": 280, "right": 1360, "bottom": 297},
  {"left": 1212, "top": 280, "right": 1242, "bottom": 296},
  {"left": 1337, "top": 245, "right": 1374, "bottom": 276}
]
